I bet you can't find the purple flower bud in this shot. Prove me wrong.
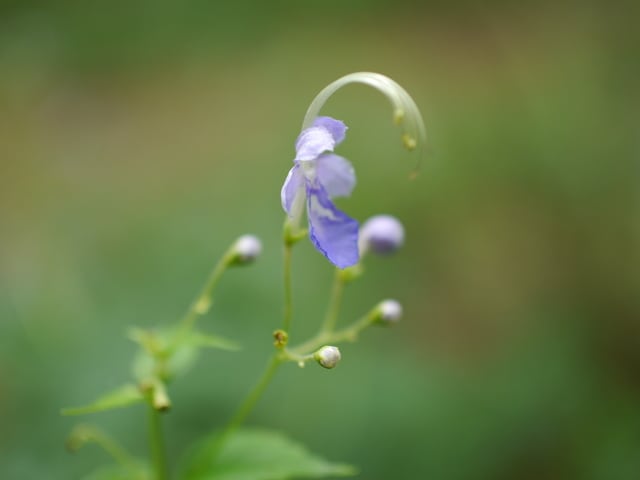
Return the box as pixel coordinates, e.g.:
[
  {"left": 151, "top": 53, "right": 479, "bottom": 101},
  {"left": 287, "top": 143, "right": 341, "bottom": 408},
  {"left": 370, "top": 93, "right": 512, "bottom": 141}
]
[
  {"left": 314, "top": 346, "right": 341, "bottom": 369},
  {"left": 232, "top": 235, "right": 262, "bottom": 264},
  {"left": 359, "top": 215, "right": 405, "bottom": 255}
]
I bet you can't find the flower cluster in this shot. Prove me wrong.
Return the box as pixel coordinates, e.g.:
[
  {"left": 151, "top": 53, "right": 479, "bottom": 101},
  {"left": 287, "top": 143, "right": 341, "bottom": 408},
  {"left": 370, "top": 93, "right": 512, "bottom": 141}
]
[{"left": 64, "top": 71, "right": 424, "bottom": 480}]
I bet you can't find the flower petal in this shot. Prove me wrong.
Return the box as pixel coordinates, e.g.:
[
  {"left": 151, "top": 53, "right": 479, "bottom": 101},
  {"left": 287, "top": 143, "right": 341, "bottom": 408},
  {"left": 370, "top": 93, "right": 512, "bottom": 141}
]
[
  {"left": 281, "top": 165, "right": 304, "bottom": 215},
  {"left": 312, "top": 117, "right": 347, "bottom": 145},
  {"left": 315, "top": 154, "right": 356, "bottom": 199},
  {"left": 306, "top": 182, "right": 359, "bottom": 268},
  {"left": 295, "top": 127, "right": 335, "bottom": 162}
]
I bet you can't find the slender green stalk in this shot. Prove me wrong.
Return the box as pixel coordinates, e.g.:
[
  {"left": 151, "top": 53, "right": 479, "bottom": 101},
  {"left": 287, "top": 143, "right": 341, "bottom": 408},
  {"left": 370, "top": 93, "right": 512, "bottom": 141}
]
[
  {"left": 320, "top": 269, "right": 345, "bottom": 333},
  {"left": 289, "top": 333, "right": 329, "bottom": 358},
  {"left": 148, "top": 404, "right": 169, "bottom": 480},
  {"left": 217, "top": 355, "right": 282, "bottom": 444},
  {"left": 282, "top": 244, "right": 293, "bottom": 333},
  {"left": 179, "top": 253, "right": 231, "bottom": 333},
  {"left": 213, "top": 222, "right": 296, "bottom": 456},
  {"left": 69, "top": 425, "right": 138, "bottom": 473},
  {"left": 93, "top": 432, "right": 135, "bottom": 469},
  {"left": 94, "top": 434, "right": 136, "bottom": 472},
  {"left": 323, "top": 313, "right": 375, "bottom": 345},
  {"left": 291, "top": 311, "right": 376, "bottom": 357}
]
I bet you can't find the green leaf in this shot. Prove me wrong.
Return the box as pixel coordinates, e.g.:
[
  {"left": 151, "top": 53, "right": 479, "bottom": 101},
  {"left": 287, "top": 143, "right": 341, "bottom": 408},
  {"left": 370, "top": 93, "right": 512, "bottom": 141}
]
[
  {"left": 132, "top": 327, "right": 240, "bottom": 382},
  {"left": 171, "top": 329, "right": 240, "bottom": 377},
  {"left": 129, "top": 325, "right": 239, "bottom": 355},
  {"left": 80, "top": 464, "right": 149, "bottom": 480},
  {"left": 131, "top": 350, "right": 156, "bottom": 382},
  {"left": 180, "top": 428, "right": 358, "bottom": 480},
  {"left": 127, "top": 327, "right": 162, "bottom": 355},
  {"left": 61, "top": 384, "right": 145, "bottom": 416},
  {"left": 186, "top": 330, "right": 240, "bottom": 351}
]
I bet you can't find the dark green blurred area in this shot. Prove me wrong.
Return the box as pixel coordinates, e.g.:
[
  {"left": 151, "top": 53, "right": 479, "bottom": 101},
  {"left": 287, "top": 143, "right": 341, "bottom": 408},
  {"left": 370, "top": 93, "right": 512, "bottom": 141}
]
[{"left": 1, "top": 1, "right": 639, "bottom": 479}]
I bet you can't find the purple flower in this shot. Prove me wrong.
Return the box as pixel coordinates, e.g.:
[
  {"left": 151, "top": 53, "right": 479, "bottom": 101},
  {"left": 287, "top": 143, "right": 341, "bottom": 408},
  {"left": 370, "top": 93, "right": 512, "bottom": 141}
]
[{"left": 281, "top": 116, "right": 359, "bottom": 268}]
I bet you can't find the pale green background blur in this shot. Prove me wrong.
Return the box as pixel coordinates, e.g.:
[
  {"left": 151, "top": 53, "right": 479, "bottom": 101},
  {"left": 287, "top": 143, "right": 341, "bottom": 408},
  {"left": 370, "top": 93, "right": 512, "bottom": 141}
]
[{"left": 1, "top": 1, "right": 639, "bottom": 479}]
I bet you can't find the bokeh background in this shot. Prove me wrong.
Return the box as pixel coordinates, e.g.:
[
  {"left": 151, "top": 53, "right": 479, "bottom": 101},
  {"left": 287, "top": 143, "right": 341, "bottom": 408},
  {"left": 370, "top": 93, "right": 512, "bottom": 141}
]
[{"left": 1, "top": 1, "right": 639, "bottom": 479}]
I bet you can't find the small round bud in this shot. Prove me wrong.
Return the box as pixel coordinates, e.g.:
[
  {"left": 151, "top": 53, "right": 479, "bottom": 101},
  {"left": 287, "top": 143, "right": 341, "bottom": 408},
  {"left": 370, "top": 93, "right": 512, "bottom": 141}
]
[
  {"left": 231, "top": 235, "right": 262, "bottom": 264},
  {"left": 314, "top": 346, "right": 341, "bottom": 369},
  {"left": 273, "top": 329, "right": 288, "bottom": 348},
  {"left": 152, "top": 382, "right": 171, "bottom": 412},
  {"left": 359, "top": 215, "right": 405, "bottom": 255},
  {"left": 377, "top": 299, "right": 403, "bottom": 324}
]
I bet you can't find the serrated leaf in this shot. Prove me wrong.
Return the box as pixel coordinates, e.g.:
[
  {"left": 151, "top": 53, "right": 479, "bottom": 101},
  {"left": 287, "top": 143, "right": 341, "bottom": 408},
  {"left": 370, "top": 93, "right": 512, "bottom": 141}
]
[
  {"left": 180, "top": 428, "right": 358, "bottom": 480},
  {"left": 61, "top": 384, "right": 144, "bottom": 416},
  {"left": 80, "top": 463, "right": 150, "bottom": 480}
]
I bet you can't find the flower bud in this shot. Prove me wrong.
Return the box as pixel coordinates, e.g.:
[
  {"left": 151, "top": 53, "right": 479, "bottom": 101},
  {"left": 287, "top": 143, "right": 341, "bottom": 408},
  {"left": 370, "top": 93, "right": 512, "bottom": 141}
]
[
  {"left": 359, "top": 215, "right": 405, "bottom": 255},
  {"left": 273, "top": 329, "right": 288, "bottom": 348},
  {"left": 231, "top": 234, "right": 262, "bottom": 264},
  {"left": 314, "top": 346, "right": 341, "bottom": 369},
  {"left": 376, "top": 299, "right": 403, "bottom": 325},
  {"left": 152, "top": 381, "right": 171, "bottom": 412}
]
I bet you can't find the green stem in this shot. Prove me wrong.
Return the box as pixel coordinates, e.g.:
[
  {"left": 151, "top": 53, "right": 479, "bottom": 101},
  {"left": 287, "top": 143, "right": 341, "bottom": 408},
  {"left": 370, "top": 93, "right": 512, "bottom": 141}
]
[
  {"left": 328, "top": 313, "right": 375, "bottom": 344},
  {"left": 217, "top": 355, "right": 282, "bottom": 446},
  {"left": 320, "top": 269, "right": 345, "bottom": 333},
  {"left": 179, "top": 253, "right": 231, "bottom": 334},
  {"left": 166, "top": 251, "right": 233, "bottom": 355},
  {"left": 95, "top": 434, "right": 136, "bottom": 472},
  {"left": 212, "top": 221, "right": 296, "bottom": 456},
  {"left": 70, "top": 425, "right": 138, "bottom": 473},
  {"left": 289, "top": 333, "right": 329, "bottom": 357},
  {"left": 148, "top": 404, "right": 169, "bottom": 480},
  {"left": 291, "top": 311, "right": 376, "bottom": 357},
  {"left": 282, "top": 243, "right": 293, "bottom": 333}
]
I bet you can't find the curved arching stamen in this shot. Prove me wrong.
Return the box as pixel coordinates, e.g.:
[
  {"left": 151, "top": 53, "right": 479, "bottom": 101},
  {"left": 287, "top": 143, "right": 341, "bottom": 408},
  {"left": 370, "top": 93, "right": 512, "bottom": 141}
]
[{"left": 301, "top": 72, "right": 427, "bottom": 176}]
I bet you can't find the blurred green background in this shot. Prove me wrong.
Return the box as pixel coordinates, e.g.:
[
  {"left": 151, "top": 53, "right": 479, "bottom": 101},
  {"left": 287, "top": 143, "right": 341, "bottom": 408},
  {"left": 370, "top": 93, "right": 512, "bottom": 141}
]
[{"left": 1, "top": 0, "right": 639, "bottom": 478}]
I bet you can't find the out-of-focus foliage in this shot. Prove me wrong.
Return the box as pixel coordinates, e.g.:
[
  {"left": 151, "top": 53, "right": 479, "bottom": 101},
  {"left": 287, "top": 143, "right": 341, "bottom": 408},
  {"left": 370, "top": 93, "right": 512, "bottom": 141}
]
[
  {"left": 1, "top": 1, "right": 638, "bottom": 479},
  {"left": 180, "top": 428, "right": 356, "bottom": 480}
]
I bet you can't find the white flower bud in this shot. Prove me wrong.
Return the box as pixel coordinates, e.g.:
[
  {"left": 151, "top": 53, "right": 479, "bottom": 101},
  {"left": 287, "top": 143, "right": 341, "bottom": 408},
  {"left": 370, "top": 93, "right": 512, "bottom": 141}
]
[
  {"left": 314, "top": 346, "right": 341, "bottom": 369},
  {"left": 359, "top": 215, "right": 405, "bottom": 255},
  {"left": 377, "top": 299, "right": 403, "bottom": 324},
  {"left": 231, "top": 235, "right": 262, "bottom": 264}
]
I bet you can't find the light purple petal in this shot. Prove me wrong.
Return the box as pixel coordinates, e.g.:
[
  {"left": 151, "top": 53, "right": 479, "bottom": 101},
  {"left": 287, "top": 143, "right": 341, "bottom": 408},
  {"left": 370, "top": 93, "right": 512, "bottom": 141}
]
[
  {"left": 312, "top": 117, "right": 347, "bottom": 145},
  {"left": 295, "top": 127, "right": 335, "bottom": 162},
  {"left": 281, "top": 164, "right": 304, "bottom": 214},
  {"left": 306, "top": 182, "right": 359, "bottom": 268},
  {"left": 315, "top": 154, "right": 356, "bottom": 199}
]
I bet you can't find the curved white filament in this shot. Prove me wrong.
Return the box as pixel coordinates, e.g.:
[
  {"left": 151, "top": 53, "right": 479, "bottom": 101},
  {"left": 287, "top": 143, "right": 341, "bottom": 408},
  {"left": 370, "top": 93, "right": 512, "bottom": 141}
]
[{"left": 301, "top": 72, "right": 427, "bottom": 166}]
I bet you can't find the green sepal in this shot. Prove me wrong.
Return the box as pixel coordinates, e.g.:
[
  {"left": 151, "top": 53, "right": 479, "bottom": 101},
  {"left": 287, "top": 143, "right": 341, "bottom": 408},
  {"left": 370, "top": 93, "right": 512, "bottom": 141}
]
[
  {"left": 338, "top": 264, "right": 363, "bottom": 283},
  {"left": 61, "top": 384, "right": 144, "bottom": 416},
  {"left": 179, "top": 428, "right": 358, "bottom": 480},
  {"left": 283, "top": 221, "right": 308, "bottom": 247}
]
